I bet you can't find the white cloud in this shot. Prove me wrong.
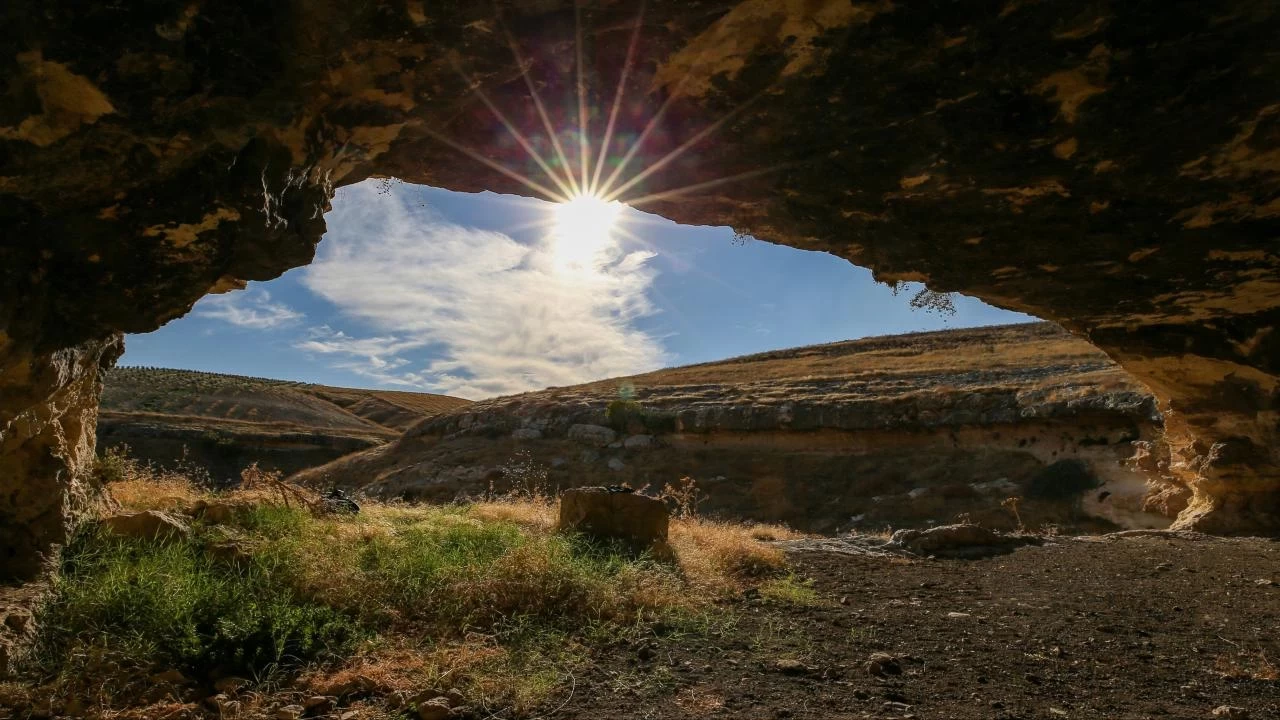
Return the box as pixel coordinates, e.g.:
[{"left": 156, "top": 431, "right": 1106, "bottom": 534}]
[
  {"left": 300, "top": 183, "right": 667, "bottom": 398},
  {"left": 196, "top": 288, "right": 302, "bottom": 329}
]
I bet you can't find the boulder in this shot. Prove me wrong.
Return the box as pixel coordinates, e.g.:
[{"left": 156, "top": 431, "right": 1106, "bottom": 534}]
[
  {"left": 567, "top": 424, "right": 617, "bottom": 447},
  {"left": 511, "top": 428, "right": 542, "bottom": 440},
  {"left": 102, "top": 510, "right": 189, "bottom": 541},
  {"left": 558, "top": 487, "right": 668, "bottom": 548},
  {"left": 623, "top": 434, "right": 654, "bottom": 449}
]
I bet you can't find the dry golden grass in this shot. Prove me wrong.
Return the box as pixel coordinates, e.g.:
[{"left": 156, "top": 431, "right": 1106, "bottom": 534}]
[
  {"left": 1214, "top": 650, "right": 1280, "bottom": 681},
  {"left": 573, "top": 322, "right": 1120, "bottom": 391},
  {"left": 79, "top": 467, "right": 800, "bottom": 718},
  {"left": 101, "top": 450, "right": 204, "bottom": 511}
]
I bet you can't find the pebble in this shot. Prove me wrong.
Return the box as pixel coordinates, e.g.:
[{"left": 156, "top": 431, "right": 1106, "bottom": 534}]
[
  {"left": 865, "top": 653, "right": 902, "bottom": 676},
  {"left": 774, "top": 658, "right": 814, "bottom": 675},
  {"left": 275, "top": 706, "right": 304, "bottom": 720},
  {"left": 1211, "top": 707, "right": 1249, "bottom": 719}
]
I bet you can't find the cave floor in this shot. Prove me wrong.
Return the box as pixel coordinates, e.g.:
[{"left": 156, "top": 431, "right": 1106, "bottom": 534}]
[{"left": 554, "top": 534, "right": 1279, "bottom": 720}]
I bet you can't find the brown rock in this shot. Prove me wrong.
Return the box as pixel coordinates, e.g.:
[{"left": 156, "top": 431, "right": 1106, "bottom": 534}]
[
  {"left": 558, "top": 487, "right": 669, "bottom": 548},
  {"left": 416, "top": 697, "right": 452, "bottom": 720},
  {"left": 102, "top": 510, "right": 190, "bottom": 542},
  {"left": 887, "top": 524, "right": 1039, "bottom": 558},
  {"left": 866, "top": 653, "right": 902, "bottom": 676},
  {"left": 191, "top": 500, "right": 251, "bottom": 525},
  {"left": 212, "top": 677, "right": 250, "bottom": 695}
]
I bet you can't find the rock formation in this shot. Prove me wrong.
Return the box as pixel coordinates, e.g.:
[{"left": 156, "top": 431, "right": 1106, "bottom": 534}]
[
  {"left": 2, "top": 0, "right": 1278, "bottom": 574},
  {"left": 295, "top": 324, "right": 1174, "bottom": 533}
]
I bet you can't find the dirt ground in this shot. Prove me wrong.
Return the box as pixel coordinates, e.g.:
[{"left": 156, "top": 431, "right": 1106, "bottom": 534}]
[{"left": 554, "top": 533, "right": 1279, "bottom": 720}]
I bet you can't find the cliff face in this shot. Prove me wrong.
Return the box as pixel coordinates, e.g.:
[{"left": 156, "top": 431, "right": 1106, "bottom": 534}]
[
  {"left": 2, "top": 0, "right": 1278, "bottom": 575},
  {"left": 295, "top": 324, "right": 1174, "bottom": 533}
]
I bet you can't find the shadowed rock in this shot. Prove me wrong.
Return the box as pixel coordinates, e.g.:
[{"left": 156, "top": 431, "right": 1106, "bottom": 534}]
[{"left": 558, "top": 487, "right": 669, "bottom": 550}]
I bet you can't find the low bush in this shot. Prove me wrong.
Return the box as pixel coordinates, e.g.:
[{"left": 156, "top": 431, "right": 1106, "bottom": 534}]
[{"left": 36, "top": 526, "right": 360, "bottom": 680}]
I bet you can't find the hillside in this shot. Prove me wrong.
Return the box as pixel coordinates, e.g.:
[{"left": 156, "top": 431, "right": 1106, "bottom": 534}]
[
  {"left": 98, "top": 368, "right": 470, "bottom": 481},
  {"left": 295, "top": 322, "right": 1181, "bottom": 533}
]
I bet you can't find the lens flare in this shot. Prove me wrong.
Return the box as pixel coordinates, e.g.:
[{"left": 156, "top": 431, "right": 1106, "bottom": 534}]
[{"left": 552, "top": 193, "right": 623, "bottom": 269}]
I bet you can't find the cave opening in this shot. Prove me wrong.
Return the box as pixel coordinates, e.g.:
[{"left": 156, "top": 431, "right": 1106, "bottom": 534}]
[{"left": 118, "top": 178, "right": 1037, "bottom": 397}]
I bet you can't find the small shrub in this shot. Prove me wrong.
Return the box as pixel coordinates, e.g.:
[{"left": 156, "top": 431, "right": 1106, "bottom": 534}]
[
  {"left": 605, "top": 399, "right": 645, "bottom": 432},
  {"left": 659, "top": 476, "right": 705, "bottom": 519}
]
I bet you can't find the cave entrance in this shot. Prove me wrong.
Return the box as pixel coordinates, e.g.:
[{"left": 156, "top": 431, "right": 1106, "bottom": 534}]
[{"left": 120, "top": 178, "right": 1035, "bottom": 398}]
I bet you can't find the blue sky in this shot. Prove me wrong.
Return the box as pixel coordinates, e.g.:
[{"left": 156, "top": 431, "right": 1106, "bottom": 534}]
[{"left": 121, "top": 181, "right": 1035, "bottom": 398}]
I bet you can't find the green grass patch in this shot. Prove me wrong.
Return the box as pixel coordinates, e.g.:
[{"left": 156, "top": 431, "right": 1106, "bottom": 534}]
[
  {"left": 36, "top": 524, "right": 360, "bottom": 680},
  {"left": 25, "top": 485, "right": 795, "bottom": 717},
  {"left": 758, "top": 574, "right": 823, "bottom": 606}
]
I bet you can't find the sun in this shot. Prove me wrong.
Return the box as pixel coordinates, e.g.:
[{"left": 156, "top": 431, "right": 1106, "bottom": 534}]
[{"left": 551, "top": 192, "right": 623, "bottom": 268}]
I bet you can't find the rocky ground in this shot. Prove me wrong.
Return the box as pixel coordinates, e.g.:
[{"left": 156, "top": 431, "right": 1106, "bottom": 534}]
[
  {"left": 557, "top": 533, "right": 1280, "bottom": 720},
  {"left": 297, "top": 323, "right": 1177, "bottom": 533}
]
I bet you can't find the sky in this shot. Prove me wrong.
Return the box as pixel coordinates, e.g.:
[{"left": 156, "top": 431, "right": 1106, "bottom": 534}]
[{"left": 120, "top": 180, "right": 1036, "bottom": 399}]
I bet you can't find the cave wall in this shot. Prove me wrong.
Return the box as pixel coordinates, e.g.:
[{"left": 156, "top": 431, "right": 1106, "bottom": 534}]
[{"left": 2, "top": 0, "right": 1278, "bottom": 575}]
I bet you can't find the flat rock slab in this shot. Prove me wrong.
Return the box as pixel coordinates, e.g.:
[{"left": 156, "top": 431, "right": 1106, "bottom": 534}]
[{"left": 101, "top": 510, "right": 189, "bottom": 541}]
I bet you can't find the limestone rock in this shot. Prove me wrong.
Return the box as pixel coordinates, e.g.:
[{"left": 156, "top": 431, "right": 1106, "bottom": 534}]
[
  {"left": 102, "top": 510, "right": 190, "bottom": 542},
  {"left": 567, "top": 424, "right": 617, "bottom": 447},
  {"left": 1, "top": 336, "right": 122, "bottom": 580},
  {"left": 558, "top": 487, "right": 668, "bottom": 548},
  {"left": 623, "top": 434, "right": 654, "bottom": 449}
]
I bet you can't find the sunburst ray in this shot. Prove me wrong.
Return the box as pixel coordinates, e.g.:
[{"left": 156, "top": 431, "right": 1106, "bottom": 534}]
[
  {"left": 589, "top": 1, "right": 646, "bottom": 197},
  {"left": 604, "top": 90, "right": 768, "bottom": 204},
  {"left": 500, "top": 21, "right": 582, "bottom": 196},
  {"left": 422, "top": 126, "right": 568, "bottom": 204},
  {"left": 452, "top": 59, "right": 577, "bottom": 201}
]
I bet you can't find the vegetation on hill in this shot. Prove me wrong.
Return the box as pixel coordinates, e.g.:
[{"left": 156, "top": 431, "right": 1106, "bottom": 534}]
[
  {"left": 102, "top": 367, "right": 470, "bottom": 433},
  {"left": 96, "top": 367, "right": 473, "bottom": 482}
]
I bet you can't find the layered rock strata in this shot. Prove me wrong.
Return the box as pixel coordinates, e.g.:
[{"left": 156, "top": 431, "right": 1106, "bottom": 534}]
[{"left": 296, "top": 324, "right": 1178, "bottom": 533}]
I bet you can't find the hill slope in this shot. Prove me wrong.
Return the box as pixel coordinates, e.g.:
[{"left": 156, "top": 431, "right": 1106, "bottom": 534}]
[
  {"left": 295, "top": 323, "right": 1181, "bottom": 533},
  {"left": 98, "top": 368, "right": 470, "bottom": 481}
]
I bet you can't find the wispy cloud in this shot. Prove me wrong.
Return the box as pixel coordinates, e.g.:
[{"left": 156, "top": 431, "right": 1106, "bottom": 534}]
[
  {"left": 300, "top": 183, "right": 666, "bottom": 398},
  {"left": 196, "top": 288, "right": 302, "bottom": 329}
]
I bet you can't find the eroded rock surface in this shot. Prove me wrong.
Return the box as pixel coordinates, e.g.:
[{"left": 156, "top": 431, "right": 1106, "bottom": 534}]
[
  {"left": 2, "top": 0, "right": 1279, "bottom": 572},
  {"left": 295, "top": 324, "right": 1177, "bottom": 533}
]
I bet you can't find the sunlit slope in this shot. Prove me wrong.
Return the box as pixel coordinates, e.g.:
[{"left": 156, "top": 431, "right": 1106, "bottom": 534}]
[
  {"left": 296, "top": 322, "right": 1166, "bottom": 533},
  {"left": 98, "top": 368, "right": 470, "bottom": 480}
]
